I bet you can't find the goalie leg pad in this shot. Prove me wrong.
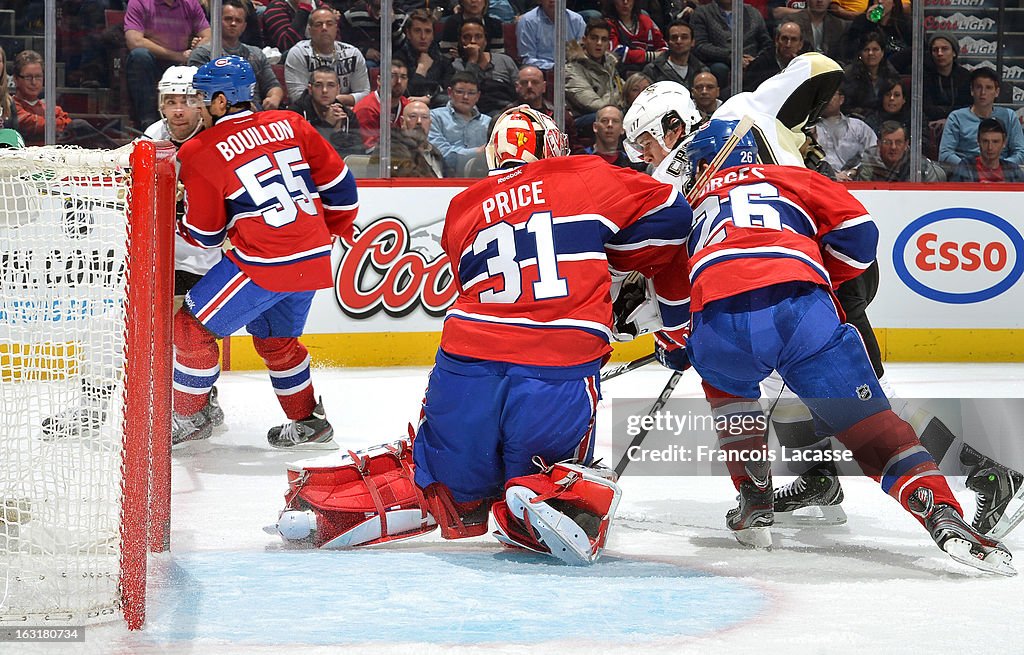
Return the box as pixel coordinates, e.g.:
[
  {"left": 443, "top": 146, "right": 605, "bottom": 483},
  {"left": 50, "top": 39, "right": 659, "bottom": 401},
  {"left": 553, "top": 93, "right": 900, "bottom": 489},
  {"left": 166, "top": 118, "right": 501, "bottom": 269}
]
[
  {"left": 492, "top": 462, "right": 622, "bottom": 565},
  {"left": 280, "top": 439, "right": 437, "bottom": 548}
]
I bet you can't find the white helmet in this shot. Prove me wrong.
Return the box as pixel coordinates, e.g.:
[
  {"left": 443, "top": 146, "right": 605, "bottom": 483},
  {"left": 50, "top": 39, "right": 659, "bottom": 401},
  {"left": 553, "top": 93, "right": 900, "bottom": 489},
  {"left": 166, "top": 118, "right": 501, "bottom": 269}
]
[
  {"left": 158, "top": 65, "right": 198, "bottom": 101},
  {"left": 623, "top": 81, "right": 702, "bottom": 163},
  {"left": 485, "top": 104, "right": 568, "bottom": 170}
]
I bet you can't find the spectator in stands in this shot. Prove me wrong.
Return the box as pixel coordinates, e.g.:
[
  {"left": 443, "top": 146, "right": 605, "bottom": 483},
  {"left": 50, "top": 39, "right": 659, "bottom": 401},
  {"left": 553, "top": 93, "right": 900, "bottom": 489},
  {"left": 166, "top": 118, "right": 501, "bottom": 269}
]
[
  {"left": 13, "top": 50, "right": 70, "bottom": 146},
  {"left": 582, "top": 104, "right": 645, "bottom": 170},
  {"left": 354, "top": 59, "right": 411, "bottom": 151},
  {"left": 371, "top": 100, "right": 445, "bottom": 177},
  {"left": 451, "top": 18, "right": 518, "bottom": 116},
  {"left": 790, "top": 0, "right": 848, "bottom": 63},
  {"left": 621, "top": 71, "right": 652, "bottom": 110},
  {"left": 12, "top": 49, "right": 118, "bottom": 149},
  {"left": 262, "top": 0, "right": 319, "bottom": 56},
  {"left": 439, "top": 0, "right": 505, "bottom": 58},
  {"left": 197, "top": 0, "right": 263, "bottom": 47},
  {"left": 289, "top": 66, "right": 365, "bottom": 156},
  {"left": 124, "top": 0, "right": 211, "bottom": 128},
  {"left": 488, "top": 0, "right": 520, "bottom": 23},
  {"left": 566, "top": 19, "right": 624, "bottom": 133},
  {"left": 0, "top": 47, "right": 17, "bottom": 131},
  {"left": 843, "top": 0, "right": 910, "bottom": 73},
  {"left": 509, "top": 65, "right": 581, "bottom": 152},
  {"left": 396, "top": 9, "right": 455, "bottom": 107},
  {"left": 951, "top": 118, "right": 1024, "bottom": 183},
  {"left": 864, "top": 77, "right": 908, "bottom": 135},
  {"left": 428, "top": 71, "right": 491, "bottom": 176},
  {"left": 516, "top": 0, "right": 586, "bottom": 71},
  {"left": 691, "top": 0, "right": 772, "bottom": 93},
  {"left": 692, "top": 70, "right": 721, "bottom": 119},
  {"left": 284, "top": 7, "right": 370, "bottom": 108},
  {"left": 642, "top": 20, "right": 706, "bottom": 90},
  {"left": 857, "top": 121, "right": 944, "bottom": 182},
  {"left": 813, "top": 87, "right": 876, "bottom": 180},
  {"left": 743, "top": 21, "right": 803, "bottom": 92},
  {"left": 939, "top": 67, "right": 1024, "bottom": 168},
  {"left": 189, "top": 0, "right": 285, "bottom": 110},
  {"left": 602, "top": 0, "right": 666, "bottom": 76},
  {"left": 840, "top": 31, "right": 899, "bottom": 123},
  {"left": 828, "top": 0, "right": 866, "bottom": 20},
  {"left": 922, "top": 32, "right": 971, "bottom": 132},
  {"left": 342, "top": 0, "right": 406, "bottom": 69}
]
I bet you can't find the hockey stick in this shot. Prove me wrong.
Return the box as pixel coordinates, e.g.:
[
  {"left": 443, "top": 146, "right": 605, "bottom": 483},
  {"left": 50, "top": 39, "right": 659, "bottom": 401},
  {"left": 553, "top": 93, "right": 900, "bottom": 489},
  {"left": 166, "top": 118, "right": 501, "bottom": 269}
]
[
  {"left": 613, "top": 369, "right": 684, "bottom": 477},
  {"left": 600, "top": 352, "right": 658, "bottom": 383},
  {"left": 685, "top": 114, "right": 756, "bottom": 205}
]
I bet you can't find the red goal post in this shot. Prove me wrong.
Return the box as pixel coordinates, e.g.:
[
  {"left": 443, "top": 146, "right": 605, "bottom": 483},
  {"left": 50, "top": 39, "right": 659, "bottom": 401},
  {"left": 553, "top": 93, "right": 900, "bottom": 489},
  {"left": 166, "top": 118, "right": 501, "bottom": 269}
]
[{"left": 0, "top": 140, "right": 175, "bottom": 630}]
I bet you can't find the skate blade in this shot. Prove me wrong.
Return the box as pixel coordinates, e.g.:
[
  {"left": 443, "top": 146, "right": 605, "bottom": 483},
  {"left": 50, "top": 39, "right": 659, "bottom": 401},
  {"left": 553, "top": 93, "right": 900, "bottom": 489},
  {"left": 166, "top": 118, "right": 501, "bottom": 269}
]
[
  {"left": 988, "top": 490, "right": 1024, "bottom": 541},
  {"left": 774, "top": 505, "right": 847, "bottom": 527},
  {"left": 269, "top": 439, "right": 340, "bottom": 452},
  {"left": 943, "top": 538, "right": 1017, "bottom": 577},
  {"left": 733, "top": 526, "right": 773, "bottom": 550}
]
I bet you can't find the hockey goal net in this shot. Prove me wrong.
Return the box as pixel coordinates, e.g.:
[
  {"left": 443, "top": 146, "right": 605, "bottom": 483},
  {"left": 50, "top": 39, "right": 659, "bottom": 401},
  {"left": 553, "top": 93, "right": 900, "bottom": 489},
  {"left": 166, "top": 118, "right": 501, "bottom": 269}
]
[{"left": 0, "top": 141, "right": 175, "bottom": 629}]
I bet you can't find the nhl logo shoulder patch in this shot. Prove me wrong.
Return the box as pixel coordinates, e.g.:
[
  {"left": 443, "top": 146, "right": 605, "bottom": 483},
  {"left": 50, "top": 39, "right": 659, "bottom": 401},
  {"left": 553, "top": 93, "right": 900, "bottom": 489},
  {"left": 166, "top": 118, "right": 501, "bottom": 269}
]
[{"left": 856, "top": 384, "right": 872, "bottom": 400}]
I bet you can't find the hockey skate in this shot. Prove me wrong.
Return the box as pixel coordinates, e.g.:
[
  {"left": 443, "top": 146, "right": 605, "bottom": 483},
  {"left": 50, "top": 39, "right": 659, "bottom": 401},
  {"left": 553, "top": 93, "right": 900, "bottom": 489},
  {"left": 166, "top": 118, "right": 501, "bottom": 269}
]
[
  {"left": 267, "top": 397, "right": 337, "bottom": 451},
  {"left": 907, "top": 487, "right": 1016, "bottom": 577},
  {"left": 961, "top": 446, "right": 1024, "bottom": 540},
  {"left": 172, "top": 388, "right": 223, "bottom": 446},
  {"left": 41, "top": 380, "right": 115, "bottom": 439},
  {"left": 727, "top": 470, "right": 774, "bottom": 549},
  {"left": 773, "top": 463, "right": 847, "bottom": 527}
]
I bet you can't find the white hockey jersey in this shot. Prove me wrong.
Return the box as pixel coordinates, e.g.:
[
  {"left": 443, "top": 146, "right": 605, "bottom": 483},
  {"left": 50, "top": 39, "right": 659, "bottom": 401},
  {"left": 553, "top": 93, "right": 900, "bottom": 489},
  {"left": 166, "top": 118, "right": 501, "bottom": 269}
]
[{"left": 142, "top": 121, "right": 222, "bottom": 277}]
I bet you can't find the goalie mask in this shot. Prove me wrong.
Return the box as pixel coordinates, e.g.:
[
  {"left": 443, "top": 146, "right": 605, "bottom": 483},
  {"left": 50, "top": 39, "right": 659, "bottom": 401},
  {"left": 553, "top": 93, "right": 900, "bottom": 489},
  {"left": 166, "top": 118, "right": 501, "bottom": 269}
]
[
  {"left": 485, "top": 105, "right": 568, "bottom": 170},
  {"left": 623, "top": 81, "right": 703, "bottom": 164}
]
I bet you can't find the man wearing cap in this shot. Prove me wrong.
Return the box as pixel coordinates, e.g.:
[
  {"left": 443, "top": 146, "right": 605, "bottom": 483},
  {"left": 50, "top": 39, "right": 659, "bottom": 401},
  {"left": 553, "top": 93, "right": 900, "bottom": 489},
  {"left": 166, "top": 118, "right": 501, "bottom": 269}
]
[{"left": 923, "top": 32, "right": 971, "bottom": 131}]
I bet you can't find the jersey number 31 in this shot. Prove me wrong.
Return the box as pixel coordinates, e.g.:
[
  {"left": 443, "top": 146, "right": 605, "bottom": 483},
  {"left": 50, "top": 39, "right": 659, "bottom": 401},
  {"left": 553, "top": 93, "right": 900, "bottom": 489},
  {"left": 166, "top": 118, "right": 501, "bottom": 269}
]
[{"left": 473, "top": 211, "right": 569, "bottom": 303}]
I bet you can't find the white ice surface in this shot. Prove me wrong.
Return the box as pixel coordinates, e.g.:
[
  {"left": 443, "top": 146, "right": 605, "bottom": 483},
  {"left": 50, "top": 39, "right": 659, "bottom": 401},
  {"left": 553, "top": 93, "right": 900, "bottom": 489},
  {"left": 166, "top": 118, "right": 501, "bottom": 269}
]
[{"left": 22, "top": 362, "right": 1024, "bottom": 654}]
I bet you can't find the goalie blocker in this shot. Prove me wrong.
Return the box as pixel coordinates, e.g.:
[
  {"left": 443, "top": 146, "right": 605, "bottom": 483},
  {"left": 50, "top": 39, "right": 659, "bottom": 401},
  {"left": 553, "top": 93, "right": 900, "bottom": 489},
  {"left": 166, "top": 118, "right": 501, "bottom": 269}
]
[{"left": 276, "top": 428, "right": 622, "bottom": 565}]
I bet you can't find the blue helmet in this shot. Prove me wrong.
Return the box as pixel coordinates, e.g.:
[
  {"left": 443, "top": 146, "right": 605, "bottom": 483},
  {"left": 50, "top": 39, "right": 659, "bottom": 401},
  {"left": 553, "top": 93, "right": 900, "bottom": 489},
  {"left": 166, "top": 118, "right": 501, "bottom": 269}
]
[
  {"left": 192, "top": 55, "right": 256, "bottom": 105},
  {"left": 685, "top": 119, "right": 759, "bottom": 171}
]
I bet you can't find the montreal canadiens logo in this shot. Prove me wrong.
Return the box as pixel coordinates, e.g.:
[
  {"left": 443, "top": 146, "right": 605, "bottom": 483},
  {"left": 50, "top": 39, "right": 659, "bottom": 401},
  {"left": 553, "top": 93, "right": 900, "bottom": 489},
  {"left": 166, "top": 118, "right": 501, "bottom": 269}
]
[
  {"left": 335, "top": 217, "right": 456, "bottom": 318},
  {"left": 893, "top": 208, "right": 1024, "bottom": 304}
]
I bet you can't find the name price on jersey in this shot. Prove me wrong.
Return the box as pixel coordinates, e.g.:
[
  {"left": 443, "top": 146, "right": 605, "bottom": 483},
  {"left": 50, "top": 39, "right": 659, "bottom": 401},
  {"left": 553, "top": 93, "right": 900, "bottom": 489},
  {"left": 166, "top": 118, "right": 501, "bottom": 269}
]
[{"left": 0, "top": 626, "right": 85, "bottom": 642}]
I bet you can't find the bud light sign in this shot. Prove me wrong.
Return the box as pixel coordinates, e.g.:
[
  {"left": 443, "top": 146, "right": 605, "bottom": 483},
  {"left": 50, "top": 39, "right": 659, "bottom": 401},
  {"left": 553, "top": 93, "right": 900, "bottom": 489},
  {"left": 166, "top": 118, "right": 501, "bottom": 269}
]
[
  {"left": 334, "top": 216, "right": 457, "bottom": 318},
  {"left": 893, "top": 208, "right": 1024, "bottom": 304}
]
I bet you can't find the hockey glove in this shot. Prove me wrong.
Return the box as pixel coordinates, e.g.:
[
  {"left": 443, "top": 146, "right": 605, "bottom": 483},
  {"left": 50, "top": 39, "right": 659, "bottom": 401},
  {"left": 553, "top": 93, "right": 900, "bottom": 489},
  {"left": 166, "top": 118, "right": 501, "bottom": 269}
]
[{"left": 654, "top": 331, "right": 690, "bottom": 372}]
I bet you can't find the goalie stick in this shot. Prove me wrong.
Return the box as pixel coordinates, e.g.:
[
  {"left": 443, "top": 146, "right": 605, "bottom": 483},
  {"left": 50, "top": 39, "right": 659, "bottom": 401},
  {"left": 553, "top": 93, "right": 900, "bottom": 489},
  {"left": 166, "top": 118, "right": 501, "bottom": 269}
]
[{"left": 613, "top": 117, "right": 758, "bottom": 478}]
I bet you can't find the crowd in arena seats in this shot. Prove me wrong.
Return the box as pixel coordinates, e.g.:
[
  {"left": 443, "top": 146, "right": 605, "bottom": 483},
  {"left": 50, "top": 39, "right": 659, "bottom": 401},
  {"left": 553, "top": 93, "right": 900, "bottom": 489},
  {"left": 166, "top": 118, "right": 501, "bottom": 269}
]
[{"left": 3, "top": 0, "right": 1023, "bottom": 183}]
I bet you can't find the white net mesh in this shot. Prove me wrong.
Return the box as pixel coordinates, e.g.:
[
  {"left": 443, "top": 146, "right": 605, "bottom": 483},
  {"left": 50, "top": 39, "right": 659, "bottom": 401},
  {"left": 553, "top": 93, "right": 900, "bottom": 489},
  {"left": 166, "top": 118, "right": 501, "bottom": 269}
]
[{"left": 0, "top": 145, "right": 136, "bottom": 624}]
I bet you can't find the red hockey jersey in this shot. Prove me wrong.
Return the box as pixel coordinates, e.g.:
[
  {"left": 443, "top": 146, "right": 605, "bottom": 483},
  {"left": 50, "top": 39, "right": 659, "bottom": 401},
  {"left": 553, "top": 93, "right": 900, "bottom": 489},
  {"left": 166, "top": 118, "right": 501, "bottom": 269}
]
[
  {"left": 441, "top": 156, "right": 693, "bottom": 368},
  {"left": 177, "top": 109, "right": 359, "bottom": 292},
  {"left": 686, "top": 164, "right": 877, "bottom": 311}
]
